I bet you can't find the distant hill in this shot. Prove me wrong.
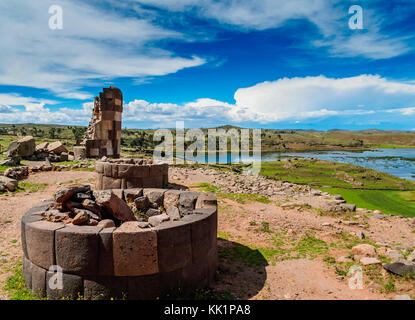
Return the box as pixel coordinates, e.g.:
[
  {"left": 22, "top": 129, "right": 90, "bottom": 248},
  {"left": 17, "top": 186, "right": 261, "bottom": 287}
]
[{"left": 0, "top": 123, "right": 414, "bottom": 152}]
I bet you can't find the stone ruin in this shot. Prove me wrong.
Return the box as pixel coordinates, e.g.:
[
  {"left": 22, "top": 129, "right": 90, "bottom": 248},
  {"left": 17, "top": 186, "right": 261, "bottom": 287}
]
[
  {"left": 95, "top": 158, "right": 169, "bottom": 190},
  {"left": 22, "top": 185, "right": 218, "bottom": 300},
  {"left": 3, "top": 136, "right": 70, "bottom": 164},
  {"left": 75, "top": 87, "right": 123, "bottom": 159}
]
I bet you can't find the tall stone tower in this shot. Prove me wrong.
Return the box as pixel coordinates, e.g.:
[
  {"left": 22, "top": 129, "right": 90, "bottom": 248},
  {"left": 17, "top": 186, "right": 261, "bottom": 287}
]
[{"left": 78, "top": 86, "right": 123, "bottom": 158}]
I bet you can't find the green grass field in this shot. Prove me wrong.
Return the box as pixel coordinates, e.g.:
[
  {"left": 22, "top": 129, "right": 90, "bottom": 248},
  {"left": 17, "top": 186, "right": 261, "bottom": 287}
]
[
  {"left": 260, "top": 159, "right": 415, "bottom": 190},
  {"left": 260, "top": 159, "right": 415, "bottom": 217},
  {"left": 321, "top": 188, "right": 415, "bottom": 217}
]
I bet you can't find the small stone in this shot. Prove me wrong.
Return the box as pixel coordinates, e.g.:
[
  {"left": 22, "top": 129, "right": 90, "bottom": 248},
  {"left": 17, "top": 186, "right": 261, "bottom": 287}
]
[
  {"left": 81, "top": 199, "right": 101, "bottom": 217},
  {"left": 72, "top": 211, "right": 89, "bottom": 225},
  {"left": 341, "top": 204, "right": 356, "bottom": 212},
  {"left": 87, "top": 219, "right": 99, "bottom": 226},
  {"left": 0, "top": 176, "right": 18, "bottom": 192},
  {"left": 373, "top": 214, "right": 387, "bottom": 219},
  {"left": 73, "top": 208, "right": 100, "bottom": 221},
  {"left": 355, "top": 231, "right": 365, "bottom": 239},
  {"left": 360, "top": 257, "right": 380, "bottom": 265},
  {"left": 97, "top": 219, "right": 115, "bottom": 229},
  {"left": 134, "top": 196, "right": 150, "bottom": 211},
  {"left": 352, "top": 244, "right": 377, "bottom": 257},
  {"left": 146, "top": 208, "right": 161, "bottom": 217},
  {"left": 52, "top": 212, "right": 68, "bottom": 222},
  {"left": 148, "top": 213, "right": 170, "bottom": 227},
  {"left": 407, "top": 250, "right": 415, "bottom": 262},
  {"left": 124, "top": 189, "right": 143, "bottom": 203},
  {"left": 343, "top": 221, "right": 359, "bottom": 226},
  {"left": 166, "top": 206, "right": 180, "bottom": 221},
  {"left": 137, "top": 222, "right": 150, "bottom": 229},
  {"left": 385, "top": 249, "right": 404, "bottom": 262},
  {"left": 322, "top": 222, "right": 331, "bottom": 227},
  {"left": 368, "top": 281, "right": 382, "bottom": 290},
  {"left": 142, "top": 189, "right": 165, "bottom": 208}
]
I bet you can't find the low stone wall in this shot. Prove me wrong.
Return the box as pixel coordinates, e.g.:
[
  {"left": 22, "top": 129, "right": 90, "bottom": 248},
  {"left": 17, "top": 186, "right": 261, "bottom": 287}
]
[
  {"left": 95, "top": 160, "right": 168, "bottom": 190},
  {"left": 21, "top": 192, "right": 217, "bottom": 300}
]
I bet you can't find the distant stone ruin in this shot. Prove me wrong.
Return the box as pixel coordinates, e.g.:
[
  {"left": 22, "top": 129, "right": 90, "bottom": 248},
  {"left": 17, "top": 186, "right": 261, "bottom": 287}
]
[{"left": 76, "top": 86, "right": 123, "bottom": 159}]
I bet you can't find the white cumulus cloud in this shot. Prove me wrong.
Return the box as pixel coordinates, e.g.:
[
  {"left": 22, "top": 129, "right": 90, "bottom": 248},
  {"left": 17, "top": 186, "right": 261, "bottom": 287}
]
[
  {"left": 234, "top": 75, "right": 415, "bottom": 121},
  {"left": 1, "top": 75, "right": 415, "bottom": 127}
]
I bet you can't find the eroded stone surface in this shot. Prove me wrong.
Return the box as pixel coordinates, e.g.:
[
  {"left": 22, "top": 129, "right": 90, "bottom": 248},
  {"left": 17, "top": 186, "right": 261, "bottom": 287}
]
[
  {"left": 113, "top": 222, "right": 158, "bottom": 276},
  {"left": 55, "top": 225, "right": 102, "bottom": 275},
  {"left": 94, "top": 190, "right": 135, "bottom": 222},
  {"left": 25, "top": 221, "right": 64, "bottom": 269}
]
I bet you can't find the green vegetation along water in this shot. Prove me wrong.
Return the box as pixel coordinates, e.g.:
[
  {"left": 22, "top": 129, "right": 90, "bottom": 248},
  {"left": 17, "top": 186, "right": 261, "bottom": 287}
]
[
  {"left": 260, "top": 159, "right": 415, "bottom": 217},
  {"left": 263, "top": 148, "right": 415, "bottom": 181}
]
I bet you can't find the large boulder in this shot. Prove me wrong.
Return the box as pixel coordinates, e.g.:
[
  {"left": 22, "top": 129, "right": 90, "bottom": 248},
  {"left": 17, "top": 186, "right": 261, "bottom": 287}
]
[
  {"left": 6, "top": 136, "right": 35, "bottom": 157},
  {"left": 47, "top": 141, "right": 68, "bottom": 154},
  {"left": 35, "top": 142, "right": 49, "bottom": 151},
  {"left": 383, "top": 262, "right": 415, "bottom": 276},
  {"left": 93, "top": 190, "right": 136, "bottom": 222}
]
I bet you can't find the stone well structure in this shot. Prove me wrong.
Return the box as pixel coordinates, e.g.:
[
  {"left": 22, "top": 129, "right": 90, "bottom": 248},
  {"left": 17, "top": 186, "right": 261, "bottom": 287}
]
[
  {"left": 21, "top": 189, "right": 217, "bottom": 300},
  {"left": 95, "top": 158, "right": 169, "bottom": 190},
  {"left": 76, "top": 86, "right": 123, "bottom": 159}
]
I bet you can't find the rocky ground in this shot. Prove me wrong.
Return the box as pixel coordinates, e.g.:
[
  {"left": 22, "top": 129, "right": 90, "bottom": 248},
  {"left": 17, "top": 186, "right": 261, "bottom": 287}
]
[
  {"left": 0, "top": 165, "right": 414, "bottom": 300},
  {"left": 171, "top": 166, "right": 415, "bottom": 300}
]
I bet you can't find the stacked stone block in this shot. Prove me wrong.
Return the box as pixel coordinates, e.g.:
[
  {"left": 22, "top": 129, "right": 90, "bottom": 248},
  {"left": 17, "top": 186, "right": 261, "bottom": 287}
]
[
  {"left": 21, "top": 190, "right": 217, "bottom": 300},
  {"left": 79, "top": 87, "right": 123, "bottom": 158},
  {"left": 95, "top": 160, "right": 169, "bottom": 190}
]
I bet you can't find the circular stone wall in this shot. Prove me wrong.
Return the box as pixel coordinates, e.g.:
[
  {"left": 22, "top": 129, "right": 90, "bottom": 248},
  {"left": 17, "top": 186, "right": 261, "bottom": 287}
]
[
  {"left": 95, "top": 159, "right": 168, "bottom": 190},
  {"left": 21, "top": 191, "right": 217, "bottom": 300}
]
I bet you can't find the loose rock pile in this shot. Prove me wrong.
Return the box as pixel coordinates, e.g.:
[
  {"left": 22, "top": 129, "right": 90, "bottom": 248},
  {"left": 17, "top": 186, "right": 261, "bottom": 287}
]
[
  {"left": 3, "top": 166, "right": 29, "bottom": 180},
  {"left": 170, "top": 166, "right": 356, "bottom": 212},
  {"left": 100, "top": 157, "right": 154, "bottom": 165},
  {"left": 3, "top": 136, "right": 72, "bottom": 163},
  {"left": 349, "top": 243, "right": 415, "bottom": 276},
  {"left": 30, "top": 160, "right": 90, "bottom": 173},
  {"left": 34, "top": 141, "right": 71, "bottom": 162},
  {"left": 43, "top": 185, "right": 217, "bottom": 229}
]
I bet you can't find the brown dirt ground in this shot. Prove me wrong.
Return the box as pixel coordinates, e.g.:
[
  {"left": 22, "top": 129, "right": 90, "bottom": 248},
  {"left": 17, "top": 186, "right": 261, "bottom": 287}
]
[
  {"left": 0, "top": 169, "right": 414, "bottom": 300},
  {"left": 0, "top": 170, "right": 96, "bottom": 297}
]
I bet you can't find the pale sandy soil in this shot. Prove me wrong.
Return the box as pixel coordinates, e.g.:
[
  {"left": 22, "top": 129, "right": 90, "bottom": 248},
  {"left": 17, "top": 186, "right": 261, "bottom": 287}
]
[{"left": 0, "top": 168, "right": 414, "bottom": 300}]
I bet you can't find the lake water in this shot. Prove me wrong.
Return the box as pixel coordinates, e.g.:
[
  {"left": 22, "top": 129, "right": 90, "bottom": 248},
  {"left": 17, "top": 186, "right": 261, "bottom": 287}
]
[{"left": 184, "top": 148, "right": 415, "bottom": 181}]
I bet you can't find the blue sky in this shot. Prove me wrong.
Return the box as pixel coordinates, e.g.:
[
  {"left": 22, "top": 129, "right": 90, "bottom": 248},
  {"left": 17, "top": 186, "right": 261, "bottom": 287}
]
[{"left": 0, "top": 0, "right": 415, "bottom": 130}]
